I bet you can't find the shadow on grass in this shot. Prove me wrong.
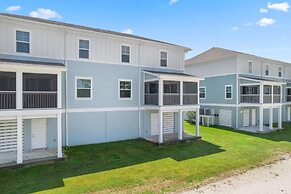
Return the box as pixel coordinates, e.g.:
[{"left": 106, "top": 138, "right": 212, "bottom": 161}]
[
  {"left": 0, "top": 139, "right": 224, "bottom": 194},
  {"left": 209, "top": 122, "right": 291, "bottom": 143}
]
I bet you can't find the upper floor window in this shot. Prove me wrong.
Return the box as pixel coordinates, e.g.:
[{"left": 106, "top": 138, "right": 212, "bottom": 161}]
[
  {"left": 248, "top": 61, "right": 253, "bottom": 74},
  {"left": 119, "top": 80, "right": 132, "bottom": 99},
  {"left": 199, "top": 87, "right": 206, "bottom": 99},
  {"left": 76, "top": 77, "right": 92, "bottom": 99},
  {"left": 16, "top": 30, "right": 30, "bottom": 53},
  {"left": 225, "top": 85, "right": 232, "bottom": 99},
  {"left": 265, "top": 64, "right": 270, "bottom": 76},
  {"left": 160, "top": 51, "right": 168, "bottom": 67},
  {"left": 121, "top": 45, "right": 130, "bottom": 63},
  {"left": 79, "top": 39, "right": 89, "bottom": 59},
  {"left": 278, "top": 66, "right": 282, "bottom": 77}
]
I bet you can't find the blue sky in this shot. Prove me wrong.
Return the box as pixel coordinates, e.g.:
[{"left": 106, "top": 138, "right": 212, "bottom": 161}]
[{"left": 1, "top": 0, "right": 291, "bottom": 62}]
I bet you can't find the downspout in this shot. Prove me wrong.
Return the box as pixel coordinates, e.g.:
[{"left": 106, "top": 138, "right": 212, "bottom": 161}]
[
  {"left": 63, "top": 29, "right": 69, "bottom": 147},
  {"left": 138, "top": 41, "right": 142, "bottom": 138},
  {"left": 235, "top": 57, "right": 239, "bottom": 129}
]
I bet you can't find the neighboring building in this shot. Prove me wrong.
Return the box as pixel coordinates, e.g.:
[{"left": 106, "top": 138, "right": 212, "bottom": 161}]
[
  {"left": 186, "top": 47, "right": 291, "bottom": 133},
  {"left": 0, "top": 13, "right": 202, "bottom": 166}
]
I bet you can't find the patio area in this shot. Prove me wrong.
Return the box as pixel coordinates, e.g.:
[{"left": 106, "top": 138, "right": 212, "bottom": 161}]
[
  {"left": 144, "top": 133, "right": 201, "bottom": 145},
  {"left": 238, "top": 126, "right": 283, "bottom": 133}
]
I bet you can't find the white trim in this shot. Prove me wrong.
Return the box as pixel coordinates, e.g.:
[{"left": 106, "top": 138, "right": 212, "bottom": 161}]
[
  {"left": 160, "top": 50, "right": 168, "bottom": 67},
  {"left": 120, "top": 44, "right": 131, "bottom": 64},
  {"left": 225, "top": 85, "right": 233, "bottom": 100},
  {"left": 118, "top": 79, "right": 133, "bottom": 100},
  {"left": 75, "top": 76, "right": 93, "bottom": 100},
  {"left": 78, "top": 38, "right": 90, "bottom": 60},
  {"left": 201, "top": 103, "right": 237, "bottom": 107},
  {"left": 14, "top": 28, "right": 31, "bottom": 55},
  {"left": 57, "top": 72, "right": 62, "bottom": 108},
  {"left": 0, "top": 62, "right": 66, "bottom": 73},
  {"left": 199, "top": 86, "right": 206, "bottom": 99}
]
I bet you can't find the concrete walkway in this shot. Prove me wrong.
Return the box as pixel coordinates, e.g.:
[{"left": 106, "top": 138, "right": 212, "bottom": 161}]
[{"left": 184, "top": 155, "right": 291, "bottom": 194}]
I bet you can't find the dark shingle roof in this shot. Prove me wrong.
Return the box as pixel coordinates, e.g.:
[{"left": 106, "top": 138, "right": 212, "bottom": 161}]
[
  {"left": 0, "top": 13, "right": 191, "bottom": 52},
  {"left": 0, "top": 58, "right": 65, "bottom": 67}
]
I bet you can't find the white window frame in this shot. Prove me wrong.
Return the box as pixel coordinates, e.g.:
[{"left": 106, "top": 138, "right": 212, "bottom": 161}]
[
  {"left": 120, "top": 44, "right": 131, "bottom": 63},
  {"left": 199, "top": 86, "right": 206, "bottom": 99},
  {"left": 118, "top": 79, "right": 132, "bottom": 100},
  {"left": 248, "top": 60, "right": 253, "bottom": 74},
  {"left": 160, "top": 50, "right": 168, "bottom": 67},
  {"left": 265, "top": 64, "right": 270, "bottom": 76},
  {"left": 75, "top": 76, "right": 93, "bottom": 100},
  {"left": 225, "top": 85, "right": 233, "bottom": 100},
  {"left": 278, "top": 66, "right": 283, "bottom": 78},
  {"left": 78, "top": 38, "right": 90, "bottom": 59},
  {"left": 15, "top": 29, "right": 31, "bottom": 54}
]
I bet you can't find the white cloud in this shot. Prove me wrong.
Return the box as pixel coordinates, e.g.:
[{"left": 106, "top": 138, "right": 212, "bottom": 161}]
[
  {"left": 29, "top": 8, "right": 62, "bottom": 19},
  {"left": 231, "top": 26, "right": 239, "bottom": 31},
  {"left": 267, "top": 2, "right": 290, "bottom": 12},
  {"left": 5, "top": 5, "right": 21, "bottom": 12},
  {"left": 244, "top": 22, "right": 253, "bottom": 26},
  {"left": 169, "top": 0, "right": 179, "bottom": 5},
  {"left": 259, "top": 8, "right": 268, "bottom": 13},
  {"left": 256, "top": 17, "right": 276, "bottom": 27},
  {"left": 122, "top": 28, "right": 134, "bottom": 35}
]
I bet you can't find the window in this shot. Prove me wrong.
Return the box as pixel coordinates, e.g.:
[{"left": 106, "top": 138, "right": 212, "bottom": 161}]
[
  {"left": 76, "top": 78, "right": 92, "bottom": 99},
  {"left": 265, "top": 64, "right": 269, "bottom": 76},
  {"left": 264, "top": 85, "right": 271, "bottom": 94},
  {"left": 160, "top": 51, "right": 168, "bottom": 67},
  {"left": 121, "top": 45, "right": 130, "bottom": 63},
  {"left": 248, "top": 61, "right": 253, "bottom": 73},
  {"left": 199, "top": 87, "right": 206, "bottom": 99},
  {"left": 16, "top": 30, "right": 30, "bottom": 53},
  {"left": 225, "top": 85, "right": 232, "bottom": 99},
  {"left": 119, "top": 80, "right": 132, "bottom": 99},
  {"left": 278, "top": 66, "right": 282, "bottom": 77},
  {"left": 79, "top": 39, "right": 89, "bottom": 59}
]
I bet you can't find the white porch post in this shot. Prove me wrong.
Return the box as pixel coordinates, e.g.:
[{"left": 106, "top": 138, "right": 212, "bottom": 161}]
[
  {"left": 259, "top": 83, "right": 263, "bottom": 104},
  {"left": 178, "top": 110, "right": 183, "bottom": 140},
  {"left": 159, "top": 78, "right": 163, "bottom": 106},
  {"left": 158, "top": 110, "right": 163, "bottom": 144},
  {"left": 16, "top": 115, "right": 23, "bottom": 164},
  {"left": 196, "top": 108, "right": 200, "bottom": 137},
  {"left": 180, "top": 81, "right": 183, "bottom": 105},
  {"left": 57, "top": 72, "right": 62, "bottom": 109},
  {"left": 269, "top": 107, "right": 273, "bottom": 130},
  {"left": 259, "top": 106, "right": 264, "bottom": 131},
  {"left": 271, "top": 85, "right": 273, "bottom": 103},
  {"left": 57, "top": 113, "right": 62, "bottom": 158},
  {"left": 278, "top": 105, "right": 282, "bottom": 129},
  {"left": 288, "top": 107, "right": 290, "bottom": 121},
  {"left": 16, "top": 71, "right": 23, "bottom": 109}
]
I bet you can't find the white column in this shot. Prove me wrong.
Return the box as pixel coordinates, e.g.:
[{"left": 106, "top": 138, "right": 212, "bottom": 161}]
[
  {"left": 57, "top": 113, "right": 62, "bottom": 158},
  {"left": 158, "top": 79, "right": 163, "bottom": 106},
  {"left": 259, "top": 106, "right": 264, "bottom": 131},
  {"left": 278, "top": 106, "right": 282, "bottom": 129},
  {"left": 196, "top": 108, "right": 200, "bottom": 136},
  {"left": 271, "top": 86, "right": 273, "bottom": 103},
  {"left": 288, "top": 107, "right": 290, "bottom": 121},
  {"left": 57, "top": 72, "right": 62, "bottom": 109},
  {"left": 16, "top": 115, "right": 23, "bottom": 164},
  {"left": 16, "top": 71, "right": 23, "bottom": 109},
  {"left": 178, "top": 110, "right": 183, "bottom": 140},
  {"left": 180, "top": 81, "right": 183, "bottom": 105},
  {"left": 158, "top": 110, "right": 163, "bottom": 144},
  {"left": 259, "top": 83, "right": 263, "bottom": 104},
  {"left": 269, "top": 107, "right": 273, "bottom": 130}
]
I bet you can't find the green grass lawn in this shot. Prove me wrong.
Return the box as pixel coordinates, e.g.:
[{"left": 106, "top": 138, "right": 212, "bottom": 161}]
[{"left": 1, "top": 123, "right": 291, "bottom": 194}]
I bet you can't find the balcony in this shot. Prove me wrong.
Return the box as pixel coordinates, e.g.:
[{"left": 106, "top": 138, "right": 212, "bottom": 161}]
[
  {"left": 240, "top": 94, "right": 260, "bottom": 103},
  {"left": 0, "top": 72, "right": 59, "bottom": 110}
]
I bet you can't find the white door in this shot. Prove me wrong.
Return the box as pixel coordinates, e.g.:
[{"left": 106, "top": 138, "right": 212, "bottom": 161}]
[
  {"left": 219, "top": 109, "right": 232, "bottom": 127},
  {"left": 151, "top": 113, "right": 159, "bottom": 136},
  {"left": 31, "top": 119, "right": 47, "bottom": 149},
  {"left": 163, "top": 112, "right": 175, "bottom": 134},
  {"left": 252, "top": 109, "right": 256, "bottom": 126},
  {"left": 243, "top": 109, "right": 250, "bottom": 127}
]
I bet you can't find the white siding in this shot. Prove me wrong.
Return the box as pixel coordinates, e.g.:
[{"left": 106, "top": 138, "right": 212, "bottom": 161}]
[{"left": 0, "top": 16, "right": 185, "bottom": 70}]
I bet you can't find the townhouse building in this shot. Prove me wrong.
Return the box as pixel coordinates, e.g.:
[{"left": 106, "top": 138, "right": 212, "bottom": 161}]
[
  {"left": 186, "top": 47, "right": 291, "bottom": 133},
  {"left": 0, "top": 13, "right": 201, "bottom": 165}
]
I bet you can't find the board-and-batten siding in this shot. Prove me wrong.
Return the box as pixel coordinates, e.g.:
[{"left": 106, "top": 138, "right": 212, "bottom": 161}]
[{"left": 0, "top": 17, "right": 185, "bottom": 70}]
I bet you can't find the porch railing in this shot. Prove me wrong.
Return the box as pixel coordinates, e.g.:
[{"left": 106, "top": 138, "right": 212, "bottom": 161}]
[
  {"left": 23, "top": 91, "right": 57, "bottom": 109},
  {"left": 0, "top": 91, "right": 16, "bottom": 109},
  {"left": 287, "top": 95, "right": 291, "bottom": 102},
  {"left": 183, "top": 94, "right": 198, "bottom": 105},
  {"left": 144, "top": 93, "right": 158, "bottom": 105},
  {"left": 163, "top": 93, "right": 180, "bottom": 105},
  {"left": 263, "top": 94, "right": 272, "bottom": 103},
  {"left": 273, "top": 94, "right": 281, "bottom": 103},
  {"left": 240, "top": 94, "right": 260, "bottom": 103}
]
